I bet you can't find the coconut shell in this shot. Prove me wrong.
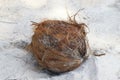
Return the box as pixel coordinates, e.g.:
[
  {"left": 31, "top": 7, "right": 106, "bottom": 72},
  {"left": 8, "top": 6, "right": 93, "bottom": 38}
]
[{"left": 27, "top": 20, "right": 88, "bottom": 73}]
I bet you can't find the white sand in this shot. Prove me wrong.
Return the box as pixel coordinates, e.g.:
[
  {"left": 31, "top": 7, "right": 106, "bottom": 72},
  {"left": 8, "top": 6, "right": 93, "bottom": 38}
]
[{"left": 0, "top": 0, "right": 120, "bottom": 80}]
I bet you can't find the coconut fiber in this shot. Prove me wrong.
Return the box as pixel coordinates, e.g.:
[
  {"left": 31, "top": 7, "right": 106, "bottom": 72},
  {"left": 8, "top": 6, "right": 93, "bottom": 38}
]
[{"left": 26, "top": 19, "right": 89, "bottom": 73}]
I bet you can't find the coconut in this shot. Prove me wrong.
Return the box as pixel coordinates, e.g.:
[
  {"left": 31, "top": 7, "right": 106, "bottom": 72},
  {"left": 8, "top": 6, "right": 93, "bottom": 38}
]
[{"left": 26, "top": 19, "right": 89, "bottom": 73}]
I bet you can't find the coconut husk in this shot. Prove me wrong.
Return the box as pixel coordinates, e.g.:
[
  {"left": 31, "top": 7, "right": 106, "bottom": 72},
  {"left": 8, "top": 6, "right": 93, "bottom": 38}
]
[{"left": 26, "top": 19, "right": 89, "bottom": 73}]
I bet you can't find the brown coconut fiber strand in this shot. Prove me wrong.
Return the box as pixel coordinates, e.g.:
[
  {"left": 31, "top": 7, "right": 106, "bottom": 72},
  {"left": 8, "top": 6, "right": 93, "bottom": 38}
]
[{"left": 26, "top": 13, "right": 89, "bottom": 73}]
